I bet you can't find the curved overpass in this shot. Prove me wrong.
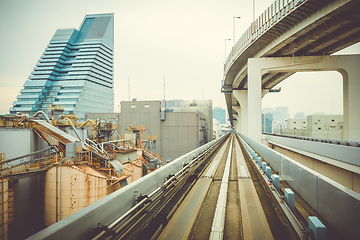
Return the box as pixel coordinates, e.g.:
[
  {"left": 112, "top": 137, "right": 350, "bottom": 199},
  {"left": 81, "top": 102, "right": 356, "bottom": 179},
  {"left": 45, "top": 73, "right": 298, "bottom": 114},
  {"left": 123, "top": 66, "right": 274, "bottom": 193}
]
[{"left": 222, "top": 0, "right": 360, "bottom": 136}]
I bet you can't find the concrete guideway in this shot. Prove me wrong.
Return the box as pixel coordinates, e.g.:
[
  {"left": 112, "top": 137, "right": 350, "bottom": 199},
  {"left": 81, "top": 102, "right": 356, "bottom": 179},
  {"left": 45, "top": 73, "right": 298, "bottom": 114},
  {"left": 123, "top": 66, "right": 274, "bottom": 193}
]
[
  {"left": 160, "top": 134, "right": 288, "bottom": 240},
  {"left": 157, "top": 137, "right": 231, "bottom": 240},
  {"left": 234, "top": 137, "right": 274, "bottom": 240}
]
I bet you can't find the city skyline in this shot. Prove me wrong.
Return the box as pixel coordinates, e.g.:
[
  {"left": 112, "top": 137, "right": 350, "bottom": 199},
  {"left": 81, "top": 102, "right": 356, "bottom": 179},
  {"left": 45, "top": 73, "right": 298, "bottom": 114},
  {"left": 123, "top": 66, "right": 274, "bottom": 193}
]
[{"left": 1, "top": 0, "right": 359, "bottom": 118}]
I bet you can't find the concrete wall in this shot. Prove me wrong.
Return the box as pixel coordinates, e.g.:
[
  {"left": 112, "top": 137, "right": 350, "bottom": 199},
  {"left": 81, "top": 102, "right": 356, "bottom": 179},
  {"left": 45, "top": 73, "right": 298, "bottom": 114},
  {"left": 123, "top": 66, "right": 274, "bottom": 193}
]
[
  {"left": 270, "top": 143, "right": 360, "bottom": 194},
  {"left": 0, "top": 128, "right": 42, "bottom": 160},
  {"left": 120, "top": 100, "right": 162, "bottom": 155},
  {"left": 276, "top": 129, "right": 343, "bottom": 140},
  {"left": 264, "top": 134, "right": 360, "bottom": 167}
]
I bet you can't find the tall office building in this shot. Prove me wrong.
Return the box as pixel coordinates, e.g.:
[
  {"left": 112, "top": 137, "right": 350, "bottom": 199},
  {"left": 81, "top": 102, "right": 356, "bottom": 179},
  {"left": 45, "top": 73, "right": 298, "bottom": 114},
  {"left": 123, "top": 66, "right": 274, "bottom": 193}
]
[
  {"left": 262, "top": 113, "right": 273, "bottom": 133},
  {"left": 213, "top": 107, "right": 226, "bottom": 125},
  {"left": 10, "top": 13, "right": 114, "bottom": 119}
]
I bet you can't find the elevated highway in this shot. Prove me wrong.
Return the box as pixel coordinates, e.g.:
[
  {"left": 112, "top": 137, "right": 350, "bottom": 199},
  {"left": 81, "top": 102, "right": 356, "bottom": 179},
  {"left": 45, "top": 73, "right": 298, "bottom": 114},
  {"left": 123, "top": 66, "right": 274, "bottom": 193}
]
[{"left": 222, "top": 0, "right": 360, "bottom": 141}]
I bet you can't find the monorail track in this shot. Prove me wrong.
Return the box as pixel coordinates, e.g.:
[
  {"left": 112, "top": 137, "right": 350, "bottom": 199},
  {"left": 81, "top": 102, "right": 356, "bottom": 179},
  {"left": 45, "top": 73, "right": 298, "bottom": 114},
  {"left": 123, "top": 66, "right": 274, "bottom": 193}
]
[{"left": 91, "top": 133, "right": 319, "bottom": 240}]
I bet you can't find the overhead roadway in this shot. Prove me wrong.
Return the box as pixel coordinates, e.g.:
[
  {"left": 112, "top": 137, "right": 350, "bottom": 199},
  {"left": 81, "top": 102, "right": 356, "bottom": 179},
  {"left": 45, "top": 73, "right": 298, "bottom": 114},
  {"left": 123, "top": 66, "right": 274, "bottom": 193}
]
[{"left": 223, "top": 0, "right": 360, "bottom": 125}]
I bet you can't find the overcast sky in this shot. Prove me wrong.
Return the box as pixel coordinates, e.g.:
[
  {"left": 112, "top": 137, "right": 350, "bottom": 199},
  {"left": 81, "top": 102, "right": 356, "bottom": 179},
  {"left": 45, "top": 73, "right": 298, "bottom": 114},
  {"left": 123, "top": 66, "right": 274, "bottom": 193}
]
[{"left": 0, "top": 0, "right": 359, "bottom": 118}]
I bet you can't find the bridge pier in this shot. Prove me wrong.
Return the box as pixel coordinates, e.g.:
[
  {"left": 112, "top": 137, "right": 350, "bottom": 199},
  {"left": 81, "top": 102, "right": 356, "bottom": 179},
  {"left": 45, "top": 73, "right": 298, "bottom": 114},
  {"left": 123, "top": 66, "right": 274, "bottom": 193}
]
[
  {"left": 246, "top": 55, "right": 360, "bottom": 142},
  {"left": 233, "top": 90, "right": 248, "bottom": 136}
]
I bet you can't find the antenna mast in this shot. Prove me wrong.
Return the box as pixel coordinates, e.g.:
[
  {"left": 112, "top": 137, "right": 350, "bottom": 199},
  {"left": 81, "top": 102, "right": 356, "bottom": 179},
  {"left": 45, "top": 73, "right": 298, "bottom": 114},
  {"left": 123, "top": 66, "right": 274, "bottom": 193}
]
[{"left": 128, "top": 77, "right": 130, "bottom": 101}]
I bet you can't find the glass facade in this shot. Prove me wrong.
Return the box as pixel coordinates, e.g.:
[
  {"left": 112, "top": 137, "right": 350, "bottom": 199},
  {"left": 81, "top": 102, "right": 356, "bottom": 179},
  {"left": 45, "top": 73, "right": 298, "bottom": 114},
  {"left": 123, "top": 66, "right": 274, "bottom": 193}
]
[
  {"left": 213, "top": 107, "right": 226, "bottom": 125},
  {"left": 9, "top": 13, "right": 114, "bottom": 120}
]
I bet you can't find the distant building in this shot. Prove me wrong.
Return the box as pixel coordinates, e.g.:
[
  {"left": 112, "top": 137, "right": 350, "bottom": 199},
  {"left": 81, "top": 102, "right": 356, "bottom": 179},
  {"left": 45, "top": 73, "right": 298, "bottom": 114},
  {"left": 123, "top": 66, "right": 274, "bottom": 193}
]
[
  {"left": 86, "top": 99, "right": 213, "bottom": 161},
  {"left": 165, "top": 99, "right": 213, "bottom": 143},
  {"left": 213, "top": 107, "right": 226, "bottom": 125},
  {"left": 10, "top": 13, "right": 114, "bottom": 119},
  {"left": 294, "top": 112, "right": 306, "bottom": 119},
  {"left": 262, "top": 113, "right": 273, "bottom": 133},
  {"left": 275, "top": 114, "right": 343, "bottom": 139},
  {"left": 213, "top": 118, "right": 220, "bottom": 139},
  {"left": 286, "top": 118, "right": 307, "bottom": 130},
  {"left": 262, "top": 107, "right": 288, "bottom": 123},
  {"left": 275, "top": 107, "right": 289, "bottom": 123},
  {"left": 263, "top": 107, "right": 289, "bottom": 133}
]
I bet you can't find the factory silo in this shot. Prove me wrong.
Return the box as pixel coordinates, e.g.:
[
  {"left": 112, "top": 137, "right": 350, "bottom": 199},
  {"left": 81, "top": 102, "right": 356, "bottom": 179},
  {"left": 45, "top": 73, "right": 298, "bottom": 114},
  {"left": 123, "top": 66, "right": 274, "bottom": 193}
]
[
  {"left": 0, "top": 178, "right": 8, "bottom": 240},
  {"left": 44, "top": 165, "right": 107, "bottom": 226}
]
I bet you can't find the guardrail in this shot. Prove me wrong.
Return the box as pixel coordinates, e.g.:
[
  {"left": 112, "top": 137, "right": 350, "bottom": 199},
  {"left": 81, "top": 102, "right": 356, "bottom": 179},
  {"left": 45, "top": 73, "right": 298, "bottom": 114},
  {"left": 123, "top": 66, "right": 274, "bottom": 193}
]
[
  {"left": 224, "top": 0, "right": 306, "bottom": 73},
  {"left": 263, "top": 132, "right": 360, "bottom": 147},
  {"left": 263, "top": 133, "right": 360, "bottom": 167},
  {"left": 240, "top": 133, "right": 360, "bottom": 240}
]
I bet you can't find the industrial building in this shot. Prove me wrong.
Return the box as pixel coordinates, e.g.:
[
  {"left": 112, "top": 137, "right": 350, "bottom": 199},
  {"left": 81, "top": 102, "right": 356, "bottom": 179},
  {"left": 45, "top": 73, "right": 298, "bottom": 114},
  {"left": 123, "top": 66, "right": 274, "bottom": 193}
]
[
  {"left": 0, "top": 112, "right": 162, "bottom": 239},
  {"left": 9, "top": 13, "right": 114, "bottom": 119},
  {"left": 86, "top": 99, "right": 213, "bottom": 161}
]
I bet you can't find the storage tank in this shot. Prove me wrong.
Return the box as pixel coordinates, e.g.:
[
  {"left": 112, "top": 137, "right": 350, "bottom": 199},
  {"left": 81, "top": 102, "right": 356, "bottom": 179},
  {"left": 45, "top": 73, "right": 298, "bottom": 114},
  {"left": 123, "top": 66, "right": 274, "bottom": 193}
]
[
  {"left": 0, "top": 178, "right": 8, "bottom": 240},
  {"left": 44, "top": 165, "right": 107, "bottom": 226},
  {"left": 7, "top": 185, "right": 14, "bottom": 225}
]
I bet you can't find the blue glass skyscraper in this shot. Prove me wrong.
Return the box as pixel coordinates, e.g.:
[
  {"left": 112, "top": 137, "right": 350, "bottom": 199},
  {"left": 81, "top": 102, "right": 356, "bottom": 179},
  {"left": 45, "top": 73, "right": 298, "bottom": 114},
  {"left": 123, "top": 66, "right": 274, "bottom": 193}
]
[
  {"left": 10, "top": 13, "right": 114, "bottom": 119},
  {"left": 213, "top": 107, "right": 226, "bottom": 125}
]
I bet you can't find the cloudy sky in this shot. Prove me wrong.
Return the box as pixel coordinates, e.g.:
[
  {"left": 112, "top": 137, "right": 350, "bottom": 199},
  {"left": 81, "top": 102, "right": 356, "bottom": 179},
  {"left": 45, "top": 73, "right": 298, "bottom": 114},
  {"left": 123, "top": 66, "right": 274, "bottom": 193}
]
[{"left": 0, "top": 0, "right": 359, "bottom": 117}]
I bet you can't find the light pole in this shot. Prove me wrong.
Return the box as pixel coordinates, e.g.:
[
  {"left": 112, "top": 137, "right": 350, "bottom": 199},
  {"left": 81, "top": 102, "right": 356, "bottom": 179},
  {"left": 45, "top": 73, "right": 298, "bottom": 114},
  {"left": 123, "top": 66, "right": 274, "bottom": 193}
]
[
  {"left": 233, "top": 16, "right": 241, "bottom": 47},
  {"left": 225, "top": 38, "right": 231, "bottom": 61},
  {"left": 253, "top": 0, "right": 255, "bottom": 21}
]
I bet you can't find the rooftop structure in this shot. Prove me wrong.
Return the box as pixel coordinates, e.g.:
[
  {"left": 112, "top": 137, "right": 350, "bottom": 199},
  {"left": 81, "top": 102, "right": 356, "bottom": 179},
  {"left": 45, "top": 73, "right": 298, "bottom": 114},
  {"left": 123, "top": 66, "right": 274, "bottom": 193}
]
[{"left": 9, "top": 13, "right": 114, "bottom": 120}]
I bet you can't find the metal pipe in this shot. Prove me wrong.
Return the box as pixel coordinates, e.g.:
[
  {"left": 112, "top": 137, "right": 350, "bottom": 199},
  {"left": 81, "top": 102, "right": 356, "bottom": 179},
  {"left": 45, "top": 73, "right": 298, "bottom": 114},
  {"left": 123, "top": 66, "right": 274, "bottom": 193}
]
[
  {"left": 63, "top": 118, "right": 82, "bottom": 141},
  {"left": 33, "top": 111, "right": 51, "bottom": 123}
]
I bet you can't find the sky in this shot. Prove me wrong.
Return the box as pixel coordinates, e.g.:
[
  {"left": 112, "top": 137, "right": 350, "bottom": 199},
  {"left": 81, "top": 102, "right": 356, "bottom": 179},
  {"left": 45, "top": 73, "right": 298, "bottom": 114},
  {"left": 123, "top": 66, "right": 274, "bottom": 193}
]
[{"left": 0, "top": 0, "right": 359, "bottom": 118}]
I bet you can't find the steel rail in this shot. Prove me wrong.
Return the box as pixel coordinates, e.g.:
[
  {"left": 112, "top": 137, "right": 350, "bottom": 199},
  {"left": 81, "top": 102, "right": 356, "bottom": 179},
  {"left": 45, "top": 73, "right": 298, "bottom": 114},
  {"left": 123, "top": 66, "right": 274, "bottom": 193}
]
[{"left": 237, "top": 133, "right": 307, "bottom": 239}]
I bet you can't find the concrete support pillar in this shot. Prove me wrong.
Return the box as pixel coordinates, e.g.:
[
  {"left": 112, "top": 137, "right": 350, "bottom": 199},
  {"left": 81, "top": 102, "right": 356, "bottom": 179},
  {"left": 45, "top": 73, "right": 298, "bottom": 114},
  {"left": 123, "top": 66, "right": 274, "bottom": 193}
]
[
  {"left": 233, "top": 90, "right": 248, "bottom": 136},
  {"left": 232, "top": 105, "right": 241, "bottom": 131},
  {"left": 248, "top": 58, "right": 263, "bottom": 143},
  {"left": 341, "top": 60, "right": 360, "bottom": 141},
  {"left": 242, "top": 54, "right": 360, "bottom": 142}
]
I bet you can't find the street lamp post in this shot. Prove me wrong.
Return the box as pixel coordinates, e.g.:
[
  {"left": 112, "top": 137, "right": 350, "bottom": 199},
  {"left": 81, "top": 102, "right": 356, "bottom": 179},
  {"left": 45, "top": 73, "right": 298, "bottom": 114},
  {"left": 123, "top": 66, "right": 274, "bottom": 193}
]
[
  {"left": 225, "top": 38, "right": 231, "bottom": 62},
  {"left": 233, "top": 16, "right": 241, "bottom": 47},
  {"left": 253, "top": 0, "right": 255, "bottom": 21}
]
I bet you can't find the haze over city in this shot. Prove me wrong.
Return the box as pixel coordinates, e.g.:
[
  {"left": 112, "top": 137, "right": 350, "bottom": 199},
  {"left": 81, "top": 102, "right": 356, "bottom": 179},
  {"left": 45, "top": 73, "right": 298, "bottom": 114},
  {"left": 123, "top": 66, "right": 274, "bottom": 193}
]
[{"left": 1, "top": 0, "right": 359, "bottom": 117}]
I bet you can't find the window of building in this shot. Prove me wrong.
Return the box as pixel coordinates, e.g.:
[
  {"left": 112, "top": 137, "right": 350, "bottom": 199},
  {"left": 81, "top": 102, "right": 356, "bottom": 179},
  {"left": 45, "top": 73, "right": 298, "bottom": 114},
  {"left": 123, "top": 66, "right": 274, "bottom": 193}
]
[
  {"left": 331, "top": 119, "right": 335, "bottom": 122},
  {"left": 318, "top": 127, "right": 321, "bottom": 130},
  {"left": 131, "top": 105, "right": 136, "bottom": 109},
  {"left": 144, "top": 104, "right": 150, "bottom": 108},
  {"left": 294, "top": 127, "right": 296, "bottom": 129},
  {"left": 318, "top": 119, "right": 321, "bottom": 122}
]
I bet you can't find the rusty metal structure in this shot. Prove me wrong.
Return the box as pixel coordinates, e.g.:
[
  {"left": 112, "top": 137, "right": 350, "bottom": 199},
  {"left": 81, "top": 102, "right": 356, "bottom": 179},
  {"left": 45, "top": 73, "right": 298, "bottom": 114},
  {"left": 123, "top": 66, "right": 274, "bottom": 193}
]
[{"left": 0, "top": 112, "right": 163, "bottom": 239}]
